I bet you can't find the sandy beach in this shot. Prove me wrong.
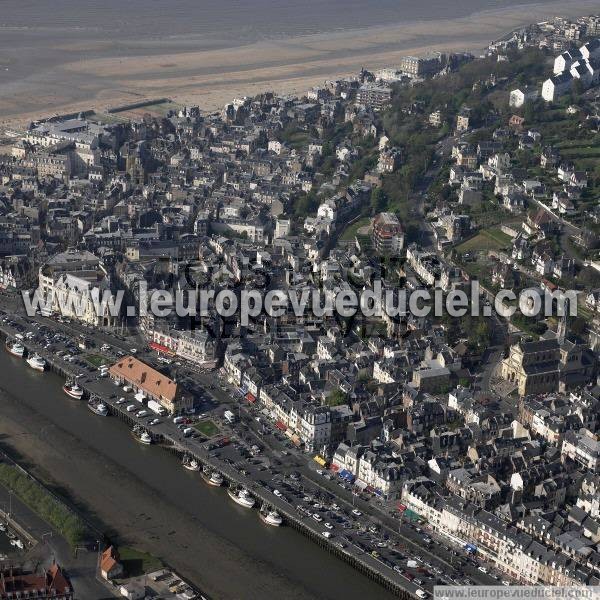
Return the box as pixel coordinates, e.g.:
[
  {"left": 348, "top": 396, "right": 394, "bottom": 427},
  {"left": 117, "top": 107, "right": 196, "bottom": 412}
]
[{"left": 0, "top": 0, "right": 598, "bottom": 126}]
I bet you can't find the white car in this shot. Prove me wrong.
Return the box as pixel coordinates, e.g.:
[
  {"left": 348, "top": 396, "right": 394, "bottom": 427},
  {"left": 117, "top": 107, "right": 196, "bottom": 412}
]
[
  {"left": 478, "top": 566, "right": 488, "bottom": 574},
  {"left": 351, "top": 509, "right": 362, "bottom": 517},
  {"left": 116, "top": 397, "right": 125, "bottom": 405},
  {"left": 321, "top": 531, "right": 333, "bottom": 539},
  {"left": 331, "top": 503, "right": 340, "bottom": 511},
  {"left": 136, "top": 410, "right": 148, "bottom": 418},
  {"left": 312, "top": 513, "right": 323, "bottom": 522},
  {"left": 416, "top": 591, "right": 428, "bottom": 599},
  {"left": 126, "top": 404, "right": 136, "bottom": 412},
  {"left": 273, "top": 489, "right": 282, "bottom": 497},
  {"left": 149, "top": 418, "right": 161, "bottom": 426},
  {"left": 324, "top": 522, "right": 334, "bottom": 530}
]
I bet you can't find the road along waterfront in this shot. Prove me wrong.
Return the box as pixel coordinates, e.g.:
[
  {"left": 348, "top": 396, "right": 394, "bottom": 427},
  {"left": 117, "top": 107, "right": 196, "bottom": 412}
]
[{"left": 0, "top": 339, "right": 401, "bottom": 600}]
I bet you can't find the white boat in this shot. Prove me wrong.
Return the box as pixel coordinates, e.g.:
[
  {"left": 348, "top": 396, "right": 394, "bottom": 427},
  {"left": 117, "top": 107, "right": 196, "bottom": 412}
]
[
  {"left": 87, "top": 399, "right": 108, "bottom": 416},
  {"left": 63, "top": 381, "right": 84, "bottom": 400},
  {"left": 228, "top": 487, "right": 255, "bottom": 508},
  {"left": 5, "top": 339, "right": 25, "bottom": 358},
  {"left": 132, "top": 426, "right": 152, "bottom": 445},
  {"left": 202, "top": 468, "right": 224, "bottom": 486},
  {"left": 26, "top": 354, "right": 46, "bottom": 371},
  {"left": 183, "top": 457, "right": 201, "bottom": 471},
  {"left": 260, "top": 509, "right": 283, "bottom": 527}
]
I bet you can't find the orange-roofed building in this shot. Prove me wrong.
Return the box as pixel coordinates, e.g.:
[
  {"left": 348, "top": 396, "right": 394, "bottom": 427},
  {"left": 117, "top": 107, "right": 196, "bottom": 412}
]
[
  {"left": 0, "top": 563, "right": 73, "bottom": 599},
  {"left": 100, "top": 545, "right": 124, "bottom": 580},
  {"left": 109, "top": 355, "right": 191, "bottom": 414}
]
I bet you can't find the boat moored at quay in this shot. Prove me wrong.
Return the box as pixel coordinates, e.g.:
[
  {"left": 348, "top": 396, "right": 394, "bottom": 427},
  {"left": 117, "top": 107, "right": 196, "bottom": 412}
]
[
  {"left": 87, "top": 396, "right": 109, "bottom": 416},
  {"left": 259, "top": 504, "right": 283, "bottom": 527},
  {"left": 182, "top": 456, "right": 201, "bottom": 471},
  {"left": 5, "top": 339, "right": 25, "bottom": 358},
  {"left": 201, "top": 466, "right": 224, "bottom": 486},
  {"left": 227, "top": 486, "right": 255, "bottom": 508},
  {"left": 63, "top": 379, "right": 84, "bottom": 400},
  {"left": 132, "top": 425, "right": 152, "bottom": 445},
  {"left": 26, "top": 353, "right": 46, "bottom": 371}
]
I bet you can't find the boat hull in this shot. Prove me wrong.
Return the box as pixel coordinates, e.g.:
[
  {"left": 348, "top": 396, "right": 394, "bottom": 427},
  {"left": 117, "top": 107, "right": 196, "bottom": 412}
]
[
  {"left": 88, "top": 405, "right": 108, "bottom": 416},
  {"left": 183, "top": 463, "right": 201, "bottom": 472},
  {"left": 63, "top": 385, "right": 84, "bottom": 400},
  {"left": 202, "top": 471, "right": 223, "bottom": 486},
  {"left": 5, "top": 346, "right": 24, "bottom": 358},
  {"left": 227, "top": 489, "right": 255, "bottom": 508},
  {"left": 27, "top": 363, "right": 45, "bottom": 372},
  {"left": 260, "top": 512, "right": 283, "bottom": 526}
]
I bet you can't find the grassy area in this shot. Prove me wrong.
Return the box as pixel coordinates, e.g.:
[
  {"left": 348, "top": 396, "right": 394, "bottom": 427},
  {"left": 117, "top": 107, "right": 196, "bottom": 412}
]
[
  {"left": 339, "top": 217, "right": 371, "bottom": 242},
  {"left": 455, "top": 228, "right": 513, "bottom": 253},
  {"left": 0, "top": 463, "right": 91, "bottom": 547},
  {"left": 85, "top": 354, "right": 109, "bottom": 368},
  {"left": 193, "top": 419, "right": 219, "bottom": 437},
  {"left": 118, "top": 546, "right": 163, "bottom": 577},
  {"left": 90, "top": 111, "right": 128, "bottom": 125}
]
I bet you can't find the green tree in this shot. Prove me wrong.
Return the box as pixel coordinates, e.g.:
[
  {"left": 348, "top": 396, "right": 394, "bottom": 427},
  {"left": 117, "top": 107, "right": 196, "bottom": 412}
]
[
  {"left": 370, "top": 187, "right": 388, "bottom": 215},
  {"left": 325, "top": 389, "right": 348, "bottom": 406}
]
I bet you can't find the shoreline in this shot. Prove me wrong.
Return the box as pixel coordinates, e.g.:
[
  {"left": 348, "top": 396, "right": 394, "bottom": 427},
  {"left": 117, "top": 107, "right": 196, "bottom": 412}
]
[{"left": 1, "top": 0, "right": 599, "bottom": 127}]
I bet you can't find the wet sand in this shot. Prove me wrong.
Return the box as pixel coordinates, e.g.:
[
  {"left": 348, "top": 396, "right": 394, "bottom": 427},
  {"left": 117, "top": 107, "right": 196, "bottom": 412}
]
[{"left": 0, "top": 0, "right": 598, "bottom": 126}]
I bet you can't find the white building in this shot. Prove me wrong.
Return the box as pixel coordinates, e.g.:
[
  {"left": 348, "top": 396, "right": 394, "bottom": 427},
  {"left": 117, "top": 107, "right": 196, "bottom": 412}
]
[
  {"left": 542, "top": 73, "right": 573, "bottom": 102},
  {"left": 509, "top": 87, "right": 538, "bottom": 108}
]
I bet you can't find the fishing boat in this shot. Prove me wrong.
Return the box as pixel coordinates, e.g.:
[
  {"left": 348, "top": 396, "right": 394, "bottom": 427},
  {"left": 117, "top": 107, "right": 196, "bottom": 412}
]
[
  {"left": 260, "top": 503, "right": 283, "bottom": 526},
  {"left": 182, "top": 456, "right": 201, "bottom": 471},
  {"left": 132, "top": 425, "right": 152, "bottom": 445},
  {"left": 5, "top": 339, "right": 25, "bottom": 358},
  {"left": 87, "top": 397, "right": 108, "bottom": 416},
  {"left": 201, "top": 466, "right": 224, "bottom": 486},
  {"left": 63, "top": 379, "right": 84, "bottom": 400},
  {"left": 227, "top": 486, "right": 255, "bottom": 508},
  {"left": 26, "top": 353, "right": 46, "bottom": 371}
]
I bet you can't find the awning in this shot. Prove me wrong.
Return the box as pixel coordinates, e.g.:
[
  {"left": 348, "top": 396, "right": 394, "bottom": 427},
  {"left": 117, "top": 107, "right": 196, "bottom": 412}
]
[
  {"left": 149, "top": 341, "right": 175, "bottom": 356},
  {"left": 339, "top": 469, "right": 354, "bottom": 481},
  {"left": 275, "top": 420, "right": 287, "bottom": 431},
  {"left": 313, "top": 455, "right": 327, "bottom": 467},
  {"left": 354, "top": 479, "right": 368, "bottom": 490},
  {"left": 284, "top": 429, "right": 294, "bottom": 439},
  {"left": 397, "top": 503, "right": 407, "bottom": 512},
  {"left": 330, "top": 463, "right": 340, "bottom": 472},
  {"left": 245, "top": 393, "right": 256, "bottom": 403}
]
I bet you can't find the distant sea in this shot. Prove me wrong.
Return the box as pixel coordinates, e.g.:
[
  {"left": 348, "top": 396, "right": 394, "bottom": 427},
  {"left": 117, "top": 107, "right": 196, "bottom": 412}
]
[{"left": 0, "top": 0, "right": 559, "bottom": 43}]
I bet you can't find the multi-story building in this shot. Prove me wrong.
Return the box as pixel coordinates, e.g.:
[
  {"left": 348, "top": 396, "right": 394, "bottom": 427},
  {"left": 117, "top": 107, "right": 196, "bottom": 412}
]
[
  {"left": 356, "top": 84, "right": 393, "bottom": 111},
  {"left": 372, "top": 212, "right": 404, "bottom": 256}
]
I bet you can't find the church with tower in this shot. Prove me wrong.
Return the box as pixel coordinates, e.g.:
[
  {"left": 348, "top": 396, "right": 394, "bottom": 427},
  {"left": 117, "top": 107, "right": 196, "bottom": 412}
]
[{"left": 501, "top": 308, "right": 597, "bottom": 397}]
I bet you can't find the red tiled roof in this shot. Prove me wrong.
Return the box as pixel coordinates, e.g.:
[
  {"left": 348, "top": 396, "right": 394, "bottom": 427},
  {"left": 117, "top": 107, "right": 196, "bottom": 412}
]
[{"left": 109, "top": 356, "right": 177, "bottom": 403}]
